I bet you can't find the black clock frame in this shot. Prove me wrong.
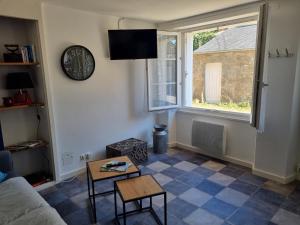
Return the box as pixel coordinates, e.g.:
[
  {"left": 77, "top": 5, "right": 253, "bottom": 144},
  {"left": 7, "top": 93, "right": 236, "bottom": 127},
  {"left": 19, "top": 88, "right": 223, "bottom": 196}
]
[{"left": 61, "top": 45, "right": 95, "bottom": 81}]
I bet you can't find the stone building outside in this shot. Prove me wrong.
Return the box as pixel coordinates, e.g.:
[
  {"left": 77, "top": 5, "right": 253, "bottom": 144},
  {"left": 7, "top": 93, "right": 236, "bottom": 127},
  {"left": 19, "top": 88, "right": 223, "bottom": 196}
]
[{"left": 193, "top": 25, "right": 257, "bottom": 110}]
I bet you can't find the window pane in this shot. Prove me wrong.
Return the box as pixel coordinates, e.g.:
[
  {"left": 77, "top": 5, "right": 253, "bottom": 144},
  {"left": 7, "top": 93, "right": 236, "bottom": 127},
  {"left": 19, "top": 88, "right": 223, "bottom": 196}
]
[
  {"left": 149, "top": 60, "right": 176, "bottom": 83},
  {"left": 186, "top": 23, "right": 257, "bottom": 114},
  {"left": 158, "top": 35, "right": 177, "bottom": 59},
  {"left": 151, "top": 84, "right": 177, "bottom": 107},
  {"left": 148, "top": 33, "right": 178, "bottom": 110}
]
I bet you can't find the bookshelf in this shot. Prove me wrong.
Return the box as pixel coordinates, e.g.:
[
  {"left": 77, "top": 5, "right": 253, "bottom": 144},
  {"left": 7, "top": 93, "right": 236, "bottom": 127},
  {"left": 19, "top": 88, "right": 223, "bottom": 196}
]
[
  {"left": 5, "top": 140, "right": 48, "bottom": 153},
  {"left": 0, "top": 62, "right": 39, "bottom": 66},
  {"left": 0, "top": 103, "right": 44, "bottom": 112},
  {"left": 0, "top": 15, "right": 54, "bottom": 187}
]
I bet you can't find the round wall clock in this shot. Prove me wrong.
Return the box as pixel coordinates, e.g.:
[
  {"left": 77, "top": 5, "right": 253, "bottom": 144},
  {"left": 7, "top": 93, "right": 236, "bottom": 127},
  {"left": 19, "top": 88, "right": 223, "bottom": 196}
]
[{"left": 61, "top": 45, "right": 95, "bottom": 81}]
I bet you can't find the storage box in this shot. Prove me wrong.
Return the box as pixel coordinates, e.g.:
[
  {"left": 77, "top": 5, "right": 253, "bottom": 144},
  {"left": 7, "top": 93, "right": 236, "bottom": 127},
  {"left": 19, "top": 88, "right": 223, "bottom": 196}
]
[
  {"left": 3, "top": 53, "right": 23, "bottom": 62},
  {"left": 106, "top": 138, "right": 148, "bottom": 164}
]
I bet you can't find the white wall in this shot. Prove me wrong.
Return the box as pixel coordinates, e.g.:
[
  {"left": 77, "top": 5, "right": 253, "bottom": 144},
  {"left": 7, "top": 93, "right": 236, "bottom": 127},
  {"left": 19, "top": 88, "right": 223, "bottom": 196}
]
[
  {"left": 176, "top": 111, "right": 256, "bottom": 166},
  {"left": 288, "top": 42, "right": 300, "bottom": 179},
  {"left": 0, "top": 0, "right": 41, "bottom": 20},
  {"left": 254, "top": 0, "right": 300, "bottom": 181},
  {"left": 156, "top": 109, "right": 177, "bottom": 146},
  {"left": 41, "top": 4, "right": 156, "bottom": 176},
  {"left": 1, "top": 0, "right": 299, "bottom": 183},
  {"left": 169, "top": 0, "right": 300, "bottom": 183}
]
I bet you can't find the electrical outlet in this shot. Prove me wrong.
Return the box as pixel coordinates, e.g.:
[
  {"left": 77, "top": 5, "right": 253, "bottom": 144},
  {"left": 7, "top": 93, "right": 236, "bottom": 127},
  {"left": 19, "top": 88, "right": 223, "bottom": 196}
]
[
  {"left": 62, "top": 152, "right": 74, "bottom": 166},
  {"left": 79, "top": 154, "right": 85, "bottom": 161},
  {"left": 80, "top": 153, "right": 92, "bottom": 161},
  {"left": 85, "top": 152, "right": 91, "bottom": 161}
]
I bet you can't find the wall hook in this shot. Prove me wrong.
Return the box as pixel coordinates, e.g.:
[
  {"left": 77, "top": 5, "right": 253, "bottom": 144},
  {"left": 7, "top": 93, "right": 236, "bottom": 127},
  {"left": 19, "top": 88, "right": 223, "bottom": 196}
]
[
  {"left": 276, "top": 49, "right": 280, "bottom": 57},
  {"left": 285, "top": 48, "right": 289, "bottom": 57}
]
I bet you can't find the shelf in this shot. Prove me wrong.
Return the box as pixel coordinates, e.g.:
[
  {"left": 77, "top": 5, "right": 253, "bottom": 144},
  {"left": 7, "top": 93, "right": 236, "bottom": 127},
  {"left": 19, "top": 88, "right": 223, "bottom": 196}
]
[
  {"left": 0, "top": 103, "right": 44, "bottom": 111},
  {"left": 5, "top": 140, "right": 48, "bottom": 153},
  {"left": 0, "top": 62, "right": 39, "bottom": 66},
  {"left": 24, "top": 171, "right": 52, "bottom": 187}
]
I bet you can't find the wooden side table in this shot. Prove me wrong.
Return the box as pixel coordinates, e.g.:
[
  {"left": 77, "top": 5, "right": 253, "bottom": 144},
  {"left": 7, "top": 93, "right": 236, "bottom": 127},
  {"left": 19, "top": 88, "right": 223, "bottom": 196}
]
[
  {"left": 86, "top": 156, "right": 141, "bottom": 222},
  {"left": 114, "top": 175, "right": 167, "bottom": 225}
]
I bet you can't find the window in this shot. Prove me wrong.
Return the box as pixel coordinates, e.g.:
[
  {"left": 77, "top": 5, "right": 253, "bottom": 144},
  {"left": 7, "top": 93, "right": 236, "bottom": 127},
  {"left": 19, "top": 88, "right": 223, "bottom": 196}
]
[
  {"left": 184, "top": 21, "right": 258, "bottom": 114},
  {"left": 147, "top": 32, "right": 179, "bottom": 111}
]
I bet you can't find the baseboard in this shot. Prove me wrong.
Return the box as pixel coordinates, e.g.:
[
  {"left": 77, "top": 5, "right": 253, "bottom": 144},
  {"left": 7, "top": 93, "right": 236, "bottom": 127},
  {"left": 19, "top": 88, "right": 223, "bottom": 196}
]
[
  {"left": 58, "top": 143, "right": 297, "bottom": 184},
  {"left": 252, "top": 167, "right": 296, "bottom": 184},
  {"left": 168, "top": 142, "right": 177, "bottom": 148},
  {"left": 34, "top": 181, "right": 56, "bottom": 192},
  {"left": 60, "top": 144, "right": 151, "bottom": 181},
  {"left": 176, "top": 142, "right": 253, "bottom": 168},
  {"left": 59, "top": 166, "right": 86, "bottom": 181},
  {"left": 176, "top": 142, "right": 298, "bottom": 184}
]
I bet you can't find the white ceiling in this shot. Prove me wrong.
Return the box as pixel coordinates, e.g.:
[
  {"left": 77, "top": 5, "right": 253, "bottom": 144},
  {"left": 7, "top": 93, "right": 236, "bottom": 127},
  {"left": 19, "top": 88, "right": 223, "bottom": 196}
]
[{"left": 42, "top": 0, "right": 258, "bottom": 22}]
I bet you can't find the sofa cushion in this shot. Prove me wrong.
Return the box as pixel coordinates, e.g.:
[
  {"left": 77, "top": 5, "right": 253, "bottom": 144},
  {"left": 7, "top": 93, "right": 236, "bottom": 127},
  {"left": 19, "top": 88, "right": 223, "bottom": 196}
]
[
  {"left": 6, "top": 206, "right": 66, "bottom": 225},
  {"left": 0, "top": 177, "right": 49, "bottom": 224}
]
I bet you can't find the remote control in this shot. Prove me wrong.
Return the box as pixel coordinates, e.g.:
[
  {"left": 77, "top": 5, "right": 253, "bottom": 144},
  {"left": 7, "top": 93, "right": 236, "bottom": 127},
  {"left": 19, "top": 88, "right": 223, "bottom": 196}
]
[{"left": 106, "top": 162, "right": 126, "bottom": 168}]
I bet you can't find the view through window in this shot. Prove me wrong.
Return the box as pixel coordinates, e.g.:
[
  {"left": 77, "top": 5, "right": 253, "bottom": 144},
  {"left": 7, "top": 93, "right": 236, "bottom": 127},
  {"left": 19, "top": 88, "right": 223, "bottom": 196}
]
[{"left": 186, "top": 22, "right": 258, "bottom": 114}]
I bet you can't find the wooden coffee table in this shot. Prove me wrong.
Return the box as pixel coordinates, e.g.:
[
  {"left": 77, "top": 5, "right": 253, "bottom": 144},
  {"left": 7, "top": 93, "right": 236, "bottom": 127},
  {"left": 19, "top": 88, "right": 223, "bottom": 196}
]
[
  {"left": 86, "top": 156, "right": 140, "bottom": 222},
  {"left": 114, "top": 175, "right": 167, "bottom": 225}
]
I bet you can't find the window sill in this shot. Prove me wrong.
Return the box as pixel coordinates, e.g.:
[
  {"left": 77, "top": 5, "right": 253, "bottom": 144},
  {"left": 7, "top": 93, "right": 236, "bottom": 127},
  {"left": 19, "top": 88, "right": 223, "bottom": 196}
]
[{"left": 178, "top": 106, "right": 251, "bottom": 123}]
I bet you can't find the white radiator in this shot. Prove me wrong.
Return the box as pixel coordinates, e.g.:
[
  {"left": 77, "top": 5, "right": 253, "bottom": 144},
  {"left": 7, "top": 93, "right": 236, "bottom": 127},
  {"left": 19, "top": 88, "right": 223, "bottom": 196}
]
[{"left": 191, "top": 120, "right": 226, "bottom": 156}]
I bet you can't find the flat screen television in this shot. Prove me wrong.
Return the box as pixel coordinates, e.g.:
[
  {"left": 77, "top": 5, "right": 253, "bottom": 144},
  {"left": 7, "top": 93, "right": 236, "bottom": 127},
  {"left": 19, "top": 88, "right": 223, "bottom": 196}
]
[{"left": 108, "top": 29, "right": 157, "bottom": 60}]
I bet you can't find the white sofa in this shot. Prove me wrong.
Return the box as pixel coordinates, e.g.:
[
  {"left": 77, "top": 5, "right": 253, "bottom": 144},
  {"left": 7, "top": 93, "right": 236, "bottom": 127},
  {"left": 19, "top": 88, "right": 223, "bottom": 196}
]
[{"left": 0, "top": 177, "right": 66, "bottom": 225}]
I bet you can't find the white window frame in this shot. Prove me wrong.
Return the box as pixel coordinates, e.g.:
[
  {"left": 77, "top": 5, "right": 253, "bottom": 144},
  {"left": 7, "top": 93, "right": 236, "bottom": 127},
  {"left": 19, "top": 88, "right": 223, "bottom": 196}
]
[
  {"left": 180, "top": 18, "right": 259, "bottom": 121},
  {"left": 147, "top": 31, "right": 181, "bottom": 111}
]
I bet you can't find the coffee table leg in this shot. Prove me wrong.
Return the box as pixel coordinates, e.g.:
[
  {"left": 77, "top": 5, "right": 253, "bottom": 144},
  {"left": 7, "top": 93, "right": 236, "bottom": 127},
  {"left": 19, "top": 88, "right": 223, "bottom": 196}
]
[
  {"left": 114, "top": 182, "right": 117, "bottom": 219},
  {"left": 164, "top": 193, "right": 167, "bottom": 225},
  {"left": 123, "top": 202, "right": 126, "bottom": 225},
  {"left": 86, "top": 165, "right": 90, "bottom": 198},
  {"left": 92, "top": 180, "right": 97, "bottom": 222}
]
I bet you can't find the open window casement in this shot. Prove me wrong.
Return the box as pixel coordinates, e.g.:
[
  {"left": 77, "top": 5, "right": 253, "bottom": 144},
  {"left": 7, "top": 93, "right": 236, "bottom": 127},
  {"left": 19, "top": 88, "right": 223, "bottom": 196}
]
[
  {"left": 251, "top": 3, "right": 268, "bottom": 128},
  {"left": 147, "top": 31, "right": 180, "bottom": 111}
]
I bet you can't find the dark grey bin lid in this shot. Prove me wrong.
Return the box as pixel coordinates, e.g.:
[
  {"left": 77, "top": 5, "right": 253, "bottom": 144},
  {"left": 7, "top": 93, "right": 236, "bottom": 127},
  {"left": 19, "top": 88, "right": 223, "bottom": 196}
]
[{"left": 154, "top": 124, "right": 167, "bottom": 132}]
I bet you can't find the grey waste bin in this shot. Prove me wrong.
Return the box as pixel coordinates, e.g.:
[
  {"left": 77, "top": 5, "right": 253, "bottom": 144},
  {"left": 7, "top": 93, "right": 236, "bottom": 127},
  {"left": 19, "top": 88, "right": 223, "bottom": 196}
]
[{"left": 153, "top": 124, "right": 168, "bottom": 154}]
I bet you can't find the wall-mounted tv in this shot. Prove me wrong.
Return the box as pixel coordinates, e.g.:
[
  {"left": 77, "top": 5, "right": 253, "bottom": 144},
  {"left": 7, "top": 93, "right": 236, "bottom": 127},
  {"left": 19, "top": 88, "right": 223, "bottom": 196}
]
[{"left": 108, "top": 29, "right": 157, "bottom": 60}]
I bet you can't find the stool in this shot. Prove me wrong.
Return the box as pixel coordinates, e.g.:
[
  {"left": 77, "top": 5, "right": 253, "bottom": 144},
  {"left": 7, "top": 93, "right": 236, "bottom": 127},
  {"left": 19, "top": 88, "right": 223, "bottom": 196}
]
[{"left": 114, "top": 175, "right": 167, "bottom": 225}]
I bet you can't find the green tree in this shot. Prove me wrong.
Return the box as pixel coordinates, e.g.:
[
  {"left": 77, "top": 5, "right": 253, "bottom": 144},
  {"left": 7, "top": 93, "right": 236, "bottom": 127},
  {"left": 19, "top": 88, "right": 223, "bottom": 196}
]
[{"left": 193, "top": 31, "right": 217, "bottom": 51}]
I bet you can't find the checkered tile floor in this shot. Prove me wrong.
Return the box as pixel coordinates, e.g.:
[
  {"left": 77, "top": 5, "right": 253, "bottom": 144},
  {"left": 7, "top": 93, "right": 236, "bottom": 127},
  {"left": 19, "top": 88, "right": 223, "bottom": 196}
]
[{"left": 39, "top": 148, "right": 300, "bottom": 225}]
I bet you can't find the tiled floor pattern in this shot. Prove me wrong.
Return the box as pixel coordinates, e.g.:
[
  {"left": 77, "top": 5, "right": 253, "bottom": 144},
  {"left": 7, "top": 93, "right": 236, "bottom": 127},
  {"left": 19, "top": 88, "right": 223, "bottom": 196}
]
[{"left": 40, "top": 148, "right": 300, "bottom": 225}]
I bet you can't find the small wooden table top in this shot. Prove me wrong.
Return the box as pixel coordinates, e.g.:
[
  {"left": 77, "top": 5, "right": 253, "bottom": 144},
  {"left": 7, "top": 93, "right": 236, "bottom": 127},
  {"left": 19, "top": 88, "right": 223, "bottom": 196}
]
[
  {"left": 116, "top": 175, "right": 164, "bottom": 202},
  {"left": 87, "top": 156, "right": 139, "bottom": 181}
]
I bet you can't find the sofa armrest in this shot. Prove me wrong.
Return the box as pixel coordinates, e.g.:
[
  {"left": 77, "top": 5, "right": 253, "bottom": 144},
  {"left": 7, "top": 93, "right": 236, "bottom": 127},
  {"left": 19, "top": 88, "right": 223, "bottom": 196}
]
[{"left": 0, "top": 150, "right": 13, "bottom": 172}]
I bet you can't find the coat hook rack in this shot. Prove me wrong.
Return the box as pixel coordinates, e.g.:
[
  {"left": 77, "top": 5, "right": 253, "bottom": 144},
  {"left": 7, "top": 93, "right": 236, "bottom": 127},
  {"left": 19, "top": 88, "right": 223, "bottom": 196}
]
[{"left": 268, "top": 48, "right": 294, "bottom": 58}]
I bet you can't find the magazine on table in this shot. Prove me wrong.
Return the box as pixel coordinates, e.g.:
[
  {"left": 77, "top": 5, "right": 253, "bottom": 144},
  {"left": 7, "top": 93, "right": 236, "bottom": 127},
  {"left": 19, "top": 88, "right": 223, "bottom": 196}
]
[{"left": 100, "top": 160, "right": 132, "bottom": 172}]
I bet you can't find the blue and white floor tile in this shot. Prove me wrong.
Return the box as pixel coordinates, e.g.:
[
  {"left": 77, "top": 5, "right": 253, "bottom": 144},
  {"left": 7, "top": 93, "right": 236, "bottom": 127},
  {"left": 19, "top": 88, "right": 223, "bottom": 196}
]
[{"left": 39, "top": 148, "right": 300, "bottom": 225}]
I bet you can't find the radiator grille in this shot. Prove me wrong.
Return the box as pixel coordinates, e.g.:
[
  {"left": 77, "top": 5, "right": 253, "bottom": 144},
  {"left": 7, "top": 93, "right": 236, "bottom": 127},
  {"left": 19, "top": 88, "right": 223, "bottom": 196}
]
[{"left": 192, "top": 120, "right": 226, "bottom": 156}]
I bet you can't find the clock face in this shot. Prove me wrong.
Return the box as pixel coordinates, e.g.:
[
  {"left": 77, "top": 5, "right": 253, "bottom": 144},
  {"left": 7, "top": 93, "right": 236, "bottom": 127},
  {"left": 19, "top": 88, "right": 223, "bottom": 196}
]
[{"left": 61, "top": 45, "right": 95, "bottom": 81}]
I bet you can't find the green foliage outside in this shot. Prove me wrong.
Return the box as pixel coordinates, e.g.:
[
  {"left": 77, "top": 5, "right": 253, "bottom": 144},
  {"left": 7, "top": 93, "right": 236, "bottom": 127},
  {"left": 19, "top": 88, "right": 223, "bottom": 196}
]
[
  {"left": 193, "top": 31, "right": 217, "bottom": 51},
  {"left": 192, "top": 101, "right": 251, "bottom": 113}
]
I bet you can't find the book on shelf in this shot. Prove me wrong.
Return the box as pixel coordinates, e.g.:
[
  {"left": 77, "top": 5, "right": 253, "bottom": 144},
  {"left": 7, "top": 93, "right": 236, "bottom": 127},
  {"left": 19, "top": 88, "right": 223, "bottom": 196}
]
[
  {"left": 5, "top": 140, "right": 47, "bottom": 152},
  {"left": 20, "top": 44, "right": 37, "bottom": 63},
  {"left": 100, "top": 160, "right": 132, "bottom": 172}
]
